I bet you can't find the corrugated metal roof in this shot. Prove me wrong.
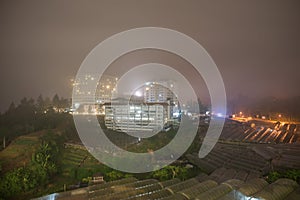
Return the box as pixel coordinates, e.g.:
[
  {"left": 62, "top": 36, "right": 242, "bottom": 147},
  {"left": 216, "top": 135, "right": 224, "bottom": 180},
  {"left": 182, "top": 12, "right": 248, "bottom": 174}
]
[
  {"left": 35, "top": 176, "right": 299, "bottom": 200},
  {"left": 252, "top": 178, "right": 298, "bottom": 200}
]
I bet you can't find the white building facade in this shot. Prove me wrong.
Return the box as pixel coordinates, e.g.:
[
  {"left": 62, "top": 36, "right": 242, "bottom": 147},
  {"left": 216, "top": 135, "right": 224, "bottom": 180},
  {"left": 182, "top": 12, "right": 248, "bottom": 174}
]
[{"left": 104, "top": 101, "right": 168, "bottom": 133}]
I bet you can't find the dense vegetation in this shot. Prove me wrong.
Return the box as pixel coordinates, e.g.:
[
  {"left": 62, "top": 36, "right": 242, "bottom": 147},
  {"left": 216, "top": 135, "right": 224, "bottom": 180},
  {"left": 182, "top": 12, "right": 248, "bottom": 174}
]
[
  {"left": 0, "top": 132, "right": 63, "bottom": 199},
  {"left": 266, "top": 169, "right": 300, "bottom": 184}
]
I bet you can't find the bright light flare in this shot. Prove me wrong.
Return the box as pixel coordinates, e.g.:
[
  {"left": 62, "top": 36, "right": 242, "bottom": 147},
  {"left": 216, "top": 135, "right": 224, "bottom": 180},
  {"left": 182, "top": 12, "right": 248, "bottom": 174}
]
[{"left": 134, "top": 90, "right": 142, "bottom": 97}]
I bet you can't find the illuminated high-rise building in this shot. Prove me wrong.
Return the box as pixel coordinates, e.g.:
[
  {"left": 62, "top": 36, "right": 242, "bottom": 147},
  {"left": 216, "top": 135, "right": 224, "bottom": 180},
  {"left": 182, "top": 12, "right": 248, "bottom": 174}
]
[
  {"left": 143, "top": 81, "right": 176, "bottom": 103},
  {"left": 72, "top": 74, "right": 118, "bottom": 113}
]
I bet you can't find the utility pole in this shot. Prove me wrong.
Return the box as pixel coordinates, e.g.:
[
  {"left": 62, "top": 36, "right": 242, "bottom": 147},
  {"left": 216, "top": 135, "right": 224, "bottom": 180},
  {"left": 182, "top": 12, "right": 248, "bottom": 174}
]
[{"left": 3, "top": 136, "right": 5, "bottom": 149}]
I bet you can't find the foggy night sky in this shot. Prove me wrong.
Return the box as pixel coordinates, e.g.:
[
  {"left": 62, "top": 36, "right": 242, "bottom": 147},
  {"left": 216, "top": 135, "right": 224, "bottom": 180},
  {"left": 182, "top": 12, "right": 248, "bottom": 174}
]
[{"left": 0, "top": 0, "right": 299, "bottom": 112}]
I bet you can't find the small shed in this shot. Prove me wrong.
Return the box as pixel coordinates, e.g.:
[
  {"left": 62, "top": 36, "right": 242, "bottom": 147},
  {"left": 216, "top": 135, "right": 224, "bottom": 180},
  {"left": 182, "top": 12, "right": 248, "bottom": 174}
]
[{"left": 90, "top": 172, "right": 104, "bottom": 184}]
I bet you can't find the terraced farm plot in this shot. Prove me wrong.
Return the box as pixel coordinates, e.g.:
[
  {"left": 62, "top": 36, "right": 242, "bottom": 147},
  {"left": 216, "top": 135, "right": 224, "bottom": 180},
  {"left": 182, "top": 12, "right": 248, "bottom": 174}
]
[
  {"left": 61, "top": 146, "right": 103, "bottom": 179},
  {"left": 0, "top": 132, "right": 43, "bottom": 173},
  {"left": 62, "top": 148, "right": 88, "bottom": 166}
]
